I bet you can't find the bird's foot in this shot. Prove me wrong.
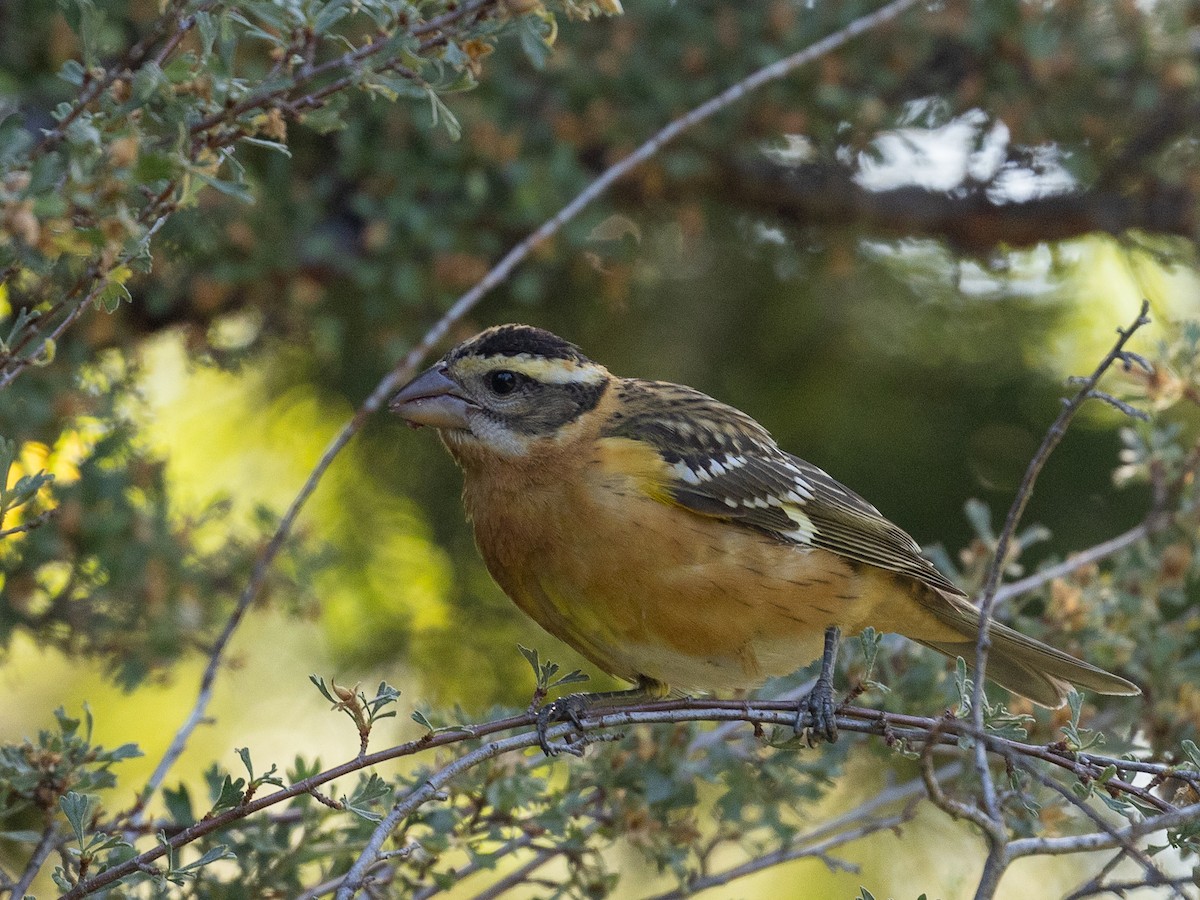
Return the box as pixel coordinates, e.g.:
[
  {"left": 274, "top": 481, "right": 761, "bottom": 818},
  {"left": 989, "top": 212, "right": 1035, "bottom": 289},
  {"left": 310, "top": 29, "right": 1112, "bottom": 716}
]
[
  {"left": 535, "top": 693, "right": 590, "bottom": 756},
  {"left": 794, "top": 677, "right": 839, "bottom": 745}
]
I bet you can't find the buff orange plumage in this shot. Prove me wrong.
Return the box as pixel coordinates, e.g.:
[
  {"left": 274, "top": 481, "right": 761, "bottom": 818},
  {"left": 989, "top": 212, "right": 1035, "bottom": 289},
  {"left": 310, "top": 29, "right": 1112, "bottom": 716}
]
[{"left": 391, "top": 324, "right": 1138, "bottom": 748}]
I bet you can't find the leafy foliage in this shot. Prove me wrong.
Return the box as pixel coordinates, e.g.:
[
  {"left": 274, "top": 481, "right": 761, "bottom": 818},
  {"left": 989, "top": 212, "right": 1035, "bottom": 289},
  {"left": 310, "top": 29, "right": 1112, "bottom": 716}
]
[{"left": 2, "top": 0, "right": 1200, "bottom": 897}]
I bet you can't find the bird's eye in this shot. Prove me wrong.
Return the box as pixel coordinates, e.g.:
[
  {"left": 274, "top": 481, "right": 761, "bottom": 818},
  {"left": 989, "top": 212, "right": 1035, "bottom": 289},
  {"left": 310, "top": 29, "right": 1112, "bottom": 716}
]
[{"left": 487, "top": 370, "right": 523, "bottom": 396}]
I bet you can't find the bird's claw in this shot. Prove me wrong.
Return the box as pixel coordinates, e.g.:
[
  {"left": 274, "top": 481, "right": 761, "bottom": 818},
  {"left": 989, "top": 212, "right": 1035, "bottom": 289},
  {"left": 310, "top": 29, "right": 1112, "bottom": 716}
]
[
  {"left": 535, "top": 694, "right": 589, "bottom": 756},
  {"left": 794, "top": 677, "right": 839, "bottom": 745}
]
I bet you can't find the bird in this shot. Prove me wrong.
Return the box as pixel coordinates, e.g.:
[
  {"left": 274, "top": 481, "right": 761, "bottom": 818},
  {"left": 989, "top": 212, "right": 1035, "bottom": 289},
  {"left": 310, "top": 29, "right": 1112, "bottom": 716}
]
[{"left": 390, "top": 323, "right": 1139, "bottom": 752}]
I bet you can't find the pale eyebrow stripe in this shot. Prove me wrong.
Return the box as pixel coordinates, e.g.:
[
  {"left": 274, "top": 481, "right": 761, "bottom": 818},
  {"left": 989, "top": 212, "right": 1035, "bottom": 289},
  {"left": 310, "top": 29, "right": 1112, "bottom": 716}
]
[{"left": 457, "top": 354, "right": 608, "bottom": 385}]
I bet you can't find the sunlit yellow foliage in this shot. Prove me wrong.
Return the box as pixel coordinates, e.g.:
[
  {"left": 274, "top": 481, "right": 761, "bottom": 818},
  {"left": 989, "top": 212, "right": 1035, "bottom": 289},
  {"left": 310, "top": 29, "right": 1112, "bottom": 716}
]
[
  {"left": 137, "top": 333, "right": 454, "bottom": 656},
  {"left": 1038, "top": 237, "right": 1200, "bottom": 379}
]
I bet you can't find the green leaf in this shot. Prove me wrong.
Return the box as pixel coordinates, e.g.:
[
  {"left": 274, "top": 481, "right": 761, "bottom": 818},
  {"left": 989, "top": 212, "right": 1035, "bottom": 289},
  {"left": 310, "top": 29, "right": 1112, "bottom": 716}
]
[
  {"left": 299, "top": 94, "right": 349, "bottom": 134},
  {"left": 964, "top": 498, "right": 994, "bottom": 542},
  {"left": 239, "top": 136, "right": 292, "bottom": 156},
  {"left": 107, "top": 742, "right": 143, "bottom": 762},
  {"left": 859, "top": 626, "right": 881, "bottom": 677},
  {"left": 94, "top": 280, "right": 131, "bottom": 313},
  {"left": 210, "top": 775, "right": 246, "bottom": 812},
  {"left": 0, "top": 830, "right": 51, "bottom": 843},
  {"left": 412, "top": 709, "right": 435, "bottom": 732},
  {"left": 0, "top": 112, "right": 31, "bottom": 162},
  {"left": 60, "top": 792, "right": 96, "bottom": 846},
  {"left": 517, "top": 15, "right": 553, "bottom": 70},
  {"left": 518, "top": 644, "right": 540, "bottom": 678},
  {"left": 426, "top": 89, "right": 461, "bottom": 140},
  {"left": 193, "top": 169, "right": 255, "bottom": 204},
  {"left": 28, "top": 150, "right": 65, "bottom": 193},
  {"left": 313, "top": 0, "right": 352, "bottom": 32},
  {"left": 309, "top": 674, "right": 337, "bottom": 704},
  {"left": 1181, "top": 739, "right": 1200, "bottom": 769},
  {"left": 163, "top": 784, "right": 195, "bottom": 827},
  {"left": 550, "top": 669, "right": 589, "bottom": 689},
  {"left": 178, "top": 844, "right": 236, "bottom": 874},
  {"left": 236, "top": 746, "right": 254, "bottom": 780},
  {"left": 58, "top": 59, "right": 86, "bottom": 87}
]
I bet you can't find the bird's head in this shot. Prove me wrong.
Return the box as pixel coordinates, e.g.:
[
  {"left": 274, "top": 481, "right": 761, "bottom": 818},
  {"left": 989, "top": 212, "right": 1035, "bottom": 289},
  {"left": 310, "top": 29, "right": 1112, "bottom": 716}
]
[{"left": 390, "top": 324, "right": 612, "bottom": 461}]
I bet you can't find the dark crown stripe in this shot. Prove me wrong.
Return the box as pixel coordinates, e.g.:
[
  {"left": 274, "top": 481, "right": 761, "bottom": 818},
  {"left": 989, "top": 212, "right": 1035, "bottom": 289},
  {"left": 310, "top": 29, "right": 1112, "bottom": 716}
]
[{"left": 456, "top": 324, "right": 591, "bottom": 364}]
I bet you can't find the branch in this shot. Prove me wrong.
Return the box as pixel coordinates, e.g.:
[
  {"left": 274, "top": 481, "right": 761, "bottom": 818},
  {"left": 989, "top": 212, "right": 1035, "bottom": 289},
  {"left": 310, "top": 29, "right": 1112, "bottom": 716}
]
[
  {"left": 61, "top": 699, "right": 1193, "bottom": 898},
  {"left": 964, "top": 300, "right": 1153, "bottom": 897},
  {"left": 462, "top": 821, "right": 601, "bottom": 900},
  {"left": 1018, "top": 763, "right": 1182, "bottom": 899},
  {"left": 125, "top": 0, "right": 926, "bottom": 832},
  {"left": 991, "top": 519, "right": 1160, "bottom": 607},
  {"left": 9, "top": 824, "right": 58, "bottom": 900},
  {"left": 1007, "top": 801, "right": 1200, "bottom": 858},
  {"left": 1065, "top": 872, "right": 1197, "bottom": 900},
  {"left": 0, "top": 508, "right": 55, "bottom": 539},
  {"left": 644, "top": 768, "right": 959, "bottom": 900},
  {"left": 724, "top": 160, "right": 1196, "bottom": 250},
  {"left": 0, "top": 1, "right": 514, "bottom": 395},
  {"left": 186, "top": 0, "right": 501, "bottom": 141}
]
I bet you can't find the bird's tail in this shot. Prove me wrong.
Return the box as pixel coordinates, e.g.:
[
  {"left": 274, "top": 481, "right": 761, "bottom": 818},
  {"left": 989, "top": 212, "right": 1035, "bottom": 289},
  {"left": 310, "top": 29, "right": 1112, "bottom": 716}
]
[{"left": 912, "top": 591, "right": 1140, "bottom": 708}]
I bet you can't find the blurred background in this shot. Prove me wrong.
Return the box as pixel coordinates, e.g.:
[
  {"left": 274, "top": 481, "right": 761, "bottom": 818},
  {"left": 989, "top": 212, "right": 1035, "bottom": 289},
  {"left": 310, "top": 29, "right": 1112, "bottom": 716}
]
[{"left": 2, "top": 0, "right": 1199, "bottom": 896}]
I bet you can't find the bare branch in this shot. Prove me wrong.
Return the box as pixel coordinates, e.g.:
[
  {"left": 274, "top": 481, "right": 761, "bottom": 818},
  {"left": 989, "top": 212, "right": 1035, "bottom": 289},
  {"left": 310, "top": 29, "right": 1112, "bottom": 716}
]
[
  {"left": 0, "top": 508, "right": 55, "bottom": 540},
  {"left": 643, "top": 768, "right": 960, "bottom": 900},
  {"left": 920, "top": 721, "right": 1005, "bottom": 843},
  {"left": 1007, "top": 801, "right": 1200, "bottom": 858},
  {"left": 1018, "top": 763, "right": 1182, "bottom": 899},
  {"left": 1064, "top": 872, "right": 1197, "bottom": 900},
  {"left": 10, "top": 824, "right": 58, "bottom": 900},
  {"left": 462, "top": 821, "right": 601, "bottom": 900},
  {"left": 964, "top": 300, "right": 1153, "bottom": 893},
  {"left": 61, "top": 697, "right": 1195, "bottom": 898},
  {"left": 992, "top": 519, "right": 1160, "bottom": 607},
  {"left": 724, "top": 160, "right": 1196, "bottom": 250}
]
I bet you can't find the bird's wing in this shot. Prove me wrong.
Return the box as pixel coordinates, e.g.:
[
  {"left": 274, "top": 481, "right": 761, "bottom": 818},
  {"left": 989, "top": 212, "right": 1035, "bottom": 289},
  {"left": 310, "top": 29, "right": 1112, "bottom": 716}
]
[{"left": 603, "top": 378, "right": 964, "bottom": 596}]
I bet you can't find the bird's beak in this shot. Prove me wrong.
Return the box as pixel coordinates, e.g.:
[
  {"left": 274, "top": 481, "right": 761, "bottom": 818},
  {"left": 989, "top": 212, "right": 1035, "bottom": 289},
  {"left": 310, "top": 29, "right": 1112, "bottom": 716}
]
[{"left": 389, "top": 365, "right": 475, "bottom": 430}]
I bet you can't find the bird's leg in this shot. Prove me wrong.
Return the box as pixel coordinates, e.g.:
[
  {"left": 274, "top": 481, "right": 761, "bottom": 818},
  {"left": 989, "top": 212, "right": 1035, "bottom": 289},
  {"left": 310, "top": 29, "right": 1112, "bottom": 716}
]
[
  {"left": 795, "top": 626, "right": 841, "bottom": 744},
  {"left": 536, "top": 675, "right": 668, "bottom": 756}
]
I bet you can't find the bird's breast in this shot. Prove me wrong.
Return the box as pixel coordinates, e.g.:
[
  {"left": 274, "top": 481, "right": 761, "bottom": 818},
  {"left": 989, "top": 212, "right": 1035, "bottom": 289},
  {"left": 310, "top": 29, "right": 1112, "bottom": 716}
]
[{"left": 460, "top": 439, "right": 873, "bottom": 691}]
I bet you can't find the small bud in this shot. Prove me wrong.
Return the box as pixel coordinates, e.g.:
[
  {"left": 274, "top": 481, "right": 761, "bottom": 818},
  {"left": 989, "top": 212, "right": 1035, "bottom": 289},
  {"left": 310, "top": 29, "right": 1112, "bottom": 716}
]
[{"left": 331, "top": 679, "right": 358, "bottom": 703}]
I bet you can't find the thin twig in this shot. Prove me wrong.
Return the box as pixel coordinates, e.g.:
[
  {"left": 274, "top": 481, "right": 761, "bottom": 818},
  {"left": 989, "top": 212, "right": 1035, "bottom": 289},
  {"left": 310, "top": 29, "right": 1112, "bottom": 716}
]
[
  {"left": 0, "top": 508, "right": 55, "bottom": 539},
  {"left": 687, "top": 677, "right": 814, "bottom": 752},
  {"left": 992, "top": 519, "right": 1159, "bottom": 606},
  {"left": 462, "top": 821, "right": 601, "bottom": 900},
  {"left": 1063, "top": 850, "right": 1133, "bottom": 900},
  {"left": 10, "top": 824, "right": 59, "bottom": 900},
  {"left": 966, "top": 300, "right": 1153, "bottom": 897},
  {"left": 0, "top": 213, "right": 170, "bottom": 391},
  {"left": 125, "top": 0, "right": 925, "bottom": 830},
  {"left": 1064, "top": 872, "right": 1197, "bottom": 900},
  {"left": 411, "top": 832, "right": 539, "bottom": 900},
  {"left": 644, "top": 820, "right": 878, "bottom": 900},
  {"left": 296, "top": 860, "right": 393, "bottom": 900},
  {"left": 644, "top": 768, "right": 959, "bottom": 900},
  {"left": 1007, "top": 800, "right": 1200, "bottom": 858},
  {"left": 1018, "top": 763, "right": 1181, "bottom": 899},
  {"left": 921, "top": 719, "right": 1005, "bottom": 842}
]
